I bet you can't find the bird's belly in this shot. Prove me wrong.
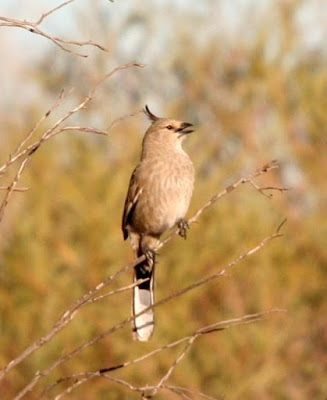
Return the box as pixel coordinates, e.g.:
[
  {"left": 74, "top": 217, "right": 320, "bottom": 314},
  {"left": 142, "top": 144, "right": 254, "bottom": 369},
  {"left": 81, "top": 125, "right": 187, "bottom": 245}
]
[{"left": 133, "top": 177, "right": 192, "bottom": 236}]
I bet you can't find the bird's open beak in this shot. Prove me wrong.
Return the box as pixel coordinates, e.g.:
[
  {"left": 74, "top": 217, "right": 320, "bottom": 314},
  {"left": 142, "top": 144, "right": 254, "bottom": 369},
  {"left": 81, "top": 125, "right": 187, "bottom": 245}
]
[{"left": 177, "top": 122, "right": 194, "bottom": 135}]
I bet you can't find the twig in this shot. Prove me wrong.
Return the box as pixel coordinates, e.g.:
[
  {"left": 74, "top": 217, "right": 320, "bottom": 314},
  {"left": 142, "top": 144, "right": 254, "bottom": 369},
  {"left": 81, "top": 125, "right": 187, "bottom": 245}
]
[
  {"left": 142, "top": 310, "right": 285, "bottom": 398},
  {"left": 150, "top": 336, "right": 197, "bottom": 396},
  {"left": 0, "top": 64, "right": 143, "bottom": 228},
  {"left": 47, "top": 310, "right": 285, "bottom": 399},
  {"left": 0, "top": 90, "right": 67, "bottom": 178},
  {"left": 0, "top": 186, "right": 29, "bottom": 192},
  {"left": 0, "top": 258, "right": 141, "bottom": 384},
  {"left": 164, "top": 385, "right": 218, "bottom": 400},
  {"left": 159, "top": 160, "right": 282, "bottom": 248},
  {"left": 15, "top": 90, "right": 67, "bottom": 156},
  {"left": 0, "top": 62, "right": 144, "bottom": 177},
  {"left": 0, "top": 0, "right": 109, "bottom": 57},
  {"left": 59, "top": 109, "right": 143, "bottom": 136},
  {"left": 1, "top": 162, "right": 284, "bottom": 396},
  {"left": 87, "top": 278, "right": 149, "bottom": 305},
  {"left": 12, "top": 225, "right": 284, "bottom": 399},
  {"left": 249, "top": 179, "right": 289, "bottom": 198},
  {"left": 0, "top": 158, "right": 29, "bottom": 223},
  {"left": 34, "top": 0, "right": 77, "bottom": 25},
  {"left": 277, "top": 218, "right": 287, "bottom": 233},
  {"left": 1, "top": 161, "right": 282, "bottom": 384}
]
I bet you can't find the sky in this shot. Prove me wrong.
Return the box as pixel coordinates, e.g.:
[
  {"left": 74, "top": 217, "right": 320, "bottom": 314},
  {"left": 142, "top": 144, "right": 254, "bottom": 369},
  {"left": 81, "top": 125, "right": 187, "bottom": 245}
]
[{"left": 0, "top": 0, "right": 326, "bottom": 114}]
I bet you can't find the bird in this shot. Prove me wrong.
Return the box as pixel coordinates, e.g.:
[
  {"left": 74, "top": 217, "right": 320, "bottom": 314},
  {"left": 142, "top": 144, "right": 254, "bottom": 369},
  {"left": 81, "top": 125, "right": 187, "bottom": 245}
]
[{"left": 122, "top": 105, "right": 195, "bottom": 341}]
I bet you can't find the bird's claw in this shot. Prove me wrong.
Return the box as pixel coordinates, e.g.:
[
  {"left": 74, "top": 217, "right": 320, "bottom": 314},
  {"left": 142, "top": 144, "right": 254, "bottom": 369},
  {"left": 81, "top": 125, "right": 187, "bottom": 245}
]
[
  {"left": 142, "top": 248, "right": 156, "bottom": 272},
  {"left": 177, "top": 219, "right": 190, "bottom": 239}
]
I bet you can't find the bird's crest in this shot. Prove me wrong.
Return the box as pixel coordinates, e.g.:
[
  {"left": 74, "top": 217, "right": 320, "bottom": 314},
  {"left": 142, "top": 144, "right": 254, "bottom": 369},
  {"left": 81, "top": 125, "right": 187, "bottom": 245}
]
[{"left": 144, "top": 105, "right": 159, "bottom": 122}]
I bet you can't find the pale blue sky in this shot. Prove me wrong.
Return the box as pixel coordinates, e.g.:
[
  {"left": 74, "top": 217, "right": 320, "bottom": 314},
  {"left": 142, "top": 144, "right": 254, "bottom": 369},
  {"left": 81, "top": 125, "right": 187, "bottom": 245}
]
[{"left": 0, "top": 0, "right": 325, "bottom": 113}]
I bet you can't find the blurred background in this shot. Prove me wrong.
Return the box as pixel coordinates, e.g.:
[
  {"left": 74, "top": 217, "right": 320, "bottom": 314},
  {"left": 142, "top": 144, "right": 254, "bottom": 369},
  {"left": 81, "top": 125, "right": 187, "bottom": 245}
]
[{"left": 0, "top": 0, "right": 326, "bottom": 399}]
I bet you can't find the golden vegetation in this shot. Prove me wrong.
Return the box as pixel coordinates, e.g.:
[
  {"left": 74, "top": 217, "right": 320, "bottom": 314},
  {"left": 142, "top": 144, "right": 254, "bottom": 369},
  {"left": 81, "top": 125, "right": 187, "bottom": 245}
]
[{"left": 0, "top": 1, "right": 326, "bottom": 398}]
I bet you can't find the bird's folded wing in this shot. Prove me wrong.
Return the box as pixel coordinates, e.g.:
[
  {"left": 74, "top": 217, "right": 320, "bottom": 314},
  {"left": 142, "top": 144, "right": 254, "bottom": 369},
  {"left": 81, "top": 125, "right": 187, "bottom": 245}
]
[{"left": 122, "top": 167, "right": 143, "bottom": 240}]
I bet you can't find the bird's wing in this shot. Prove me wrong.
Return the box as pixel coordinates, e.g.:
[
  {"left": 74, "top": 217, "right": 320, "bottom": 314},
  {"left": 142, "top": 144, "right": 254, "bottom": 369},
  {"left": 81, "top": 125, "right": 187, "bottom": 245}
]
[{"left": 122, "top": 167, "right": 143, "bottom": 240}]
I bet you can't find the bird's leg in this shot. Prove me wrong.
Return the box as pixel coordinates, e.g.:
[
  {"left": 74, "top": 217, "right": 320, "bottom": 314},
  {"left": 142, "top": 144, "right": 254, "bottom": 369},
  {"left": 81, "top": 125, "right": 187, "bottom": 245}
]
[
  {"left": 177, "top": 218, "right": 190, "bottom": 239},
  {"left": 141, "top": 248, "right": 156, "bottom": 274},
  {"left": 138, "top": 235, "right": 158, "bottom": 274}
]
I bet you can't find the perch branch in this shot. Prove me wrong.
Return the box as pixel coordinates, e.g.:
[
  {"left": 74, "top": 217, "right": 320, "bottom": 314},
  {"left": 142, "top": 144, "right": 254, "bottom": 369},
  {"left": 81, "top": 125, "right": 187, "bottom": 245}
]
[
  {"left": 12, "top": 219, "right": 284, "bottom": 399},
  {"left": 0, "top": 161, "right": 280, "bottom": 383}
]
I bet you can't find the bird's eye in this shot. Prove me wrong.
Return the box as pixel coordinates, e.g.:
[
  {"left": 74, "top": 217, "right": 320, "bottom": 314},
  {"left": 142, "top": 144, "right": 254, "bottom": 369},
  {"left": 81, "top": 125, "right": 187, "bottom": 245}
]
[{"left": 166, "top": 125, "right": 173, "bottom": 130}]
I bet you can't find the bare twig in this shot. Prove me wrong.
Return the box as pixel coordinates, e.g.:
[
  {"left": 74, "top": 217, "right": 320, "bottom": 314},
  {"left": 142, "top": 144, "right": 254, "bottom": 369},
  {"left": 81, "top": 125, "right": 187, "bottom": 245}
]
[
  {"left": 277, "top": 218, "right": 287, "bottom": 233},
  {"left": 0, "top": 89, "right": 68, "bottom": 179},
  {"left": 0, "top": 0, "right": 109, "bottom": 57},
  {"left": 47, "top": 310, "right": 285, "bottom": 399},
  {"left": 87, "top": 278, "right": 149, "bottom": 305},
  {"left": 0, "top": 258, "right": 141, "bottom": 384},
  {"left": 14, "top": 89, "right": 67, "bottom": 156},
  {"left": 1, "top": 161, "right": 284, "bottom": 397},
  {"left": 0, "top": 186, "right": 28, "bottom": 192},
  {"left": 159, "top": 160, "right": 282, "bottom": 248},
  {"left": 0, "top": 63, "right": 144, "bottom": 230},
  {"left": 0, "top": 62, "right": 144, "bottom": 177},
  {"left": 59, "top": 109, "right": 143, "bottom": 136},
  {"left": 34, "top": 0, "right": 77, "bottom": 25},
  {"left": 164, "top": 385, "right": 218, "bottom": 400},
  {"left": 12, "top": 225, "right": 284, "bottom": 399},
  {"left": 59, "top": 126, "right": 109, "bottom": 136},
  {"left": 249, "top": 179, "right": 289, "bottom": 198},
  {"left": 150, "top": 336, "right": 197, "bottom": 396},
  {"left": 0, "top": 158, "right": 29, "bottom": 223}
]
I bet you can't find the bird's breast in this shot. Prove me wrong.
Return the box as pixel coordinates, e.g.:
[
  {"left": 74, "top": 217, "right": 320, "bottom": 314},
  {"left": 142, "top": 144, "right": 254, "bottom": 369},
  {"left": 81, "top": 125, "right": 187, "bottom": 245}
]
[{"left": 132, "top": 154, "right": 194, "bottom": 236}]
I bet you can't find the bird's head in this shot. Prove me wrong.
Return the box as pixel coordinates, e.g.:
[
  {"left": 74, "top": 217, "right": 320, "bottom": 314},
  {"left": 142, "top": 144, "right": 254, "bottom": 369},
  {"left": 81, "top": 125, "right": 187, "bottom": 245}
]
[{"left": 142, "top": 105, "right": 194, "bottom": 151}]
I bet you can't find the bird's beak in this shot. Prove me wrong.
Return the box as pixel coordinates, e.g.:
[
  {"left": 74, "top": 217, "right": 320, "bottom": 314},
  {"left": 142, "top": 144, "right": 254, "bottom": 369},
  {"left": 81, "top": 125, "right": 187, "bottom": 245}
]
[{"left": 177, "top": 122, "right": 194, "bottom": 135}]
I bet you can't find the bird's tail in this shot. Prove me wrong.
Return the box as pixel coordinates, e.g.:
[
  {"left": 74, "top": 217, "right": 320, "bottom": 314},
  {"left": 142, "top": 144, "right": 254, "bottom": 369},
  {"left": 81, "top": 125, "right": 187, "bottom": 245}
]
[{"left": 132, "top": 254, "right": 155, "bottom": 341}]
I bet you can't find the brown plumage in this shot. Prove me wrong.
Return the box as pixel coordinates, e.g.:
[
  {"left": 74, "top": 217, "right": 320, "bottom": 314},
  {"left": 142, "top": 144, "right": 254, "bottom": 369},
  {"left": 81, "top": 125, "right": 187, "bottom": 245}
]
[{"left": 122, "top": 105, "right": 195, "bottom": 341}]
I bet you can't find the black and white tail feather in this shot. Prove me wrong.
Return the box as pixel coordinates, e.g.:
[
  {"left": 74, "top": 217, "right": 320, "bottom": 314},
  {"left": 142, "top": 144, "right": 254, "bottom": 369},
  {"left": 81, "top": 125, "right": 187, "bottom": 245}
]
[{"left": 132, "top": 252, "right": 155, "bottom": 341}]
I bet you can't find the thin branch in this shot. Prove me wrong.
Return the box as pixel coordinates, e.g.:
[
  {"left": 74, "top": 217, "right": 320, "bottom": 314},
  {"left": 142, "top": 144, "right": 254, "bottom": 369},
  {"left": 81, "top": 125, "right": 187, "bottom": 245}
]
[
  {"left": 0, "top": 259, "right": 140, "bottom": 383},
  {"left": 0, "top": 89, "right": 68, "bottom": 178},
  {"left": 150, "top": 336, "right": 197, "bottom": 396},
  {"left": 12, "top": 225, "right": 284, "bottom": 399},
  {"left": 249, "top": 179, "right": 289, "bottom": 198},
  {"left": 59, "top": 126, "right": 109, "bottom": 136},
  {"left": 277, "top": 218, "right": 287, "bottom": 233},
  {"left": 48, "top": 310, "right": 285, "bottom": 399},
  {"left": 0, "top": 186, "right": 29, "bottom": 192},
  {"left": 1, "top": 162, "right": 284, "bottom": 397},
  {"left": 0, "top": 64, "right": 143, "bottom": 228},
  {"left": 165, "top": 386, "right": 193, "bottom": 400},
  {"left": 15, "top": 90, "right": 67, "bottom": 156},
  {"left": 140, "top": 310, "right": 286, "bottom": 399},
  {"left": 34, "top": 0, "right": 77, "bottom": 25},
  {"left": 0, "top": 62, "right": 144, "bottom": 176},
  {"left": 59, "top": 109, "right": 143, "bottom": 137},
  {"left": 190, "top": 160, "right": 279, "bottom": 222},
  {"left": 0, "top": 158, "right": 29, "bottom": 223},
  {"left": 159, "top": 160, "right": 282, "bottom": 249},
  {"left": 164, "top": 385, "right": 218, "bottom": 400},
  {"left": 106, "top": 109, "right": 144, "bottom": 131},
  {"left": 0, "top": 0, "right": 109, "bottom": 57},
  {"left": 1, "top": 161, "right": 282, "bottom": 385},
  {"left": 87, "top": 278, "right": 149, "bottom": 305}
]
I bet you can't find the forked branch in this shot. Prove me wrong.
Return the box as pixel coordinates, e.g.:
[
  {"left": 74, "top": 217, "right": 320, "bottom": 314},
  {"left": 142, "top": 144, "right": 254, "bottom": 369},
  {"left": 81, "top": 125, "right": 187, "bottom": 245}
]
[{"left": 0, "top": 0, "right": 110, "bottom": 57}]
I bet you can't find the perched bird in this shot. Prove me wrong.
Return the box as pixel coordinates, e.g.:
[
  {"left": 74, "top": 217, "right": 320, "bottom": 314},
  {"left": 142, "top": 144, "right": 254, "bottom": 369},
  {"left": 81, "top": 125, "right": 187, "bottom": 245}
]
[{"left": 122, "top": 105, "right": 195, "bottom": 341}]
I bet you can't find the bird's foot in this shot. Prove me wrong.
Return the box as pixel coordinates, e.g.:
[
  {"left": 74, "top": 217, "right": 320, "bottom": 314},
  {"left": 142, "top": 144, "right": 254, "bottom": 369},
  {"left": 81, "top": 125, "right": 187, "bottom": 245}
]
[
  {"left": 141, "top": 248, "right": 156, "bottom": 273},
  {"left": 177, "top": 218, "right": 190, "bottom": 239}
]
